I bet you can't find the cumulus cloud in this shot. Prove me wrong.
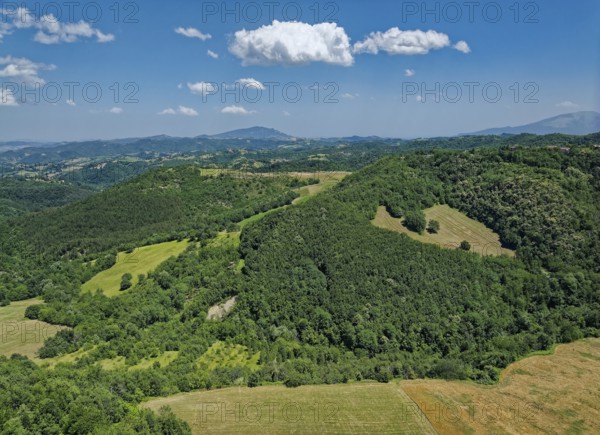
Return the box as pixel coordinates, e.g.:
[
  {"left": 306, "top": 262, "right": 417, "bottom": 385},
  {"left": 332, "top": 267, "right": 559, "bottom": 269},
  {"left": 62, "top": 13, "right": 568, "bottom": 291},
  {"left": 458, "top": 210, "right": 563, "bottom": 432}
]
[
  {"left": 237, "top": 78, "right": 265, "bottom": 90},
  {"left": 159, "top": 106, "right": 199, "bottom": 116},
  {"left": 340, "top": 93, "right": 358, "bottom": 99},
  {"left": 0, "top": 56, "right": 55, "bottom": 84},
  {"left": 221, "top": 105, "right": 255, "bottom": 115},
  {"left": 556, "top": 101, "right": 579, "bottom": 109},
  {"left": 188, "top": 81, "right": 217, "bottom": 96},
  {"left": 354, "top": 27, "right": 451, "bottom": 55},
  {"left": 175, "top": 27, "right": 211, "bottom": 40},
  {"left": 404, "top": 69, "right": 416, "bottom": 77},
  {"left": 158, "top": 108, "right": 177, "bottom": 115},
  {"left": 66, "top": 99, "right": 76, "bottom": 106},
  {"left": 177, "top": 106, "right": 198, "bottom": 116},
  {"left": 207, "top": 50, "right": 219, "bottom": 59},
  {"left": 453, "top": 40, "right": 471, "bottom": 54},
  {"left": 229, "top": 20, "right": 354, "bottom": 66},
  {"left": 1, "top": 7, "right": 114, "bottom": 44},
  {"left": 109, "top": 107, "right": 123, "bottom": 114}
]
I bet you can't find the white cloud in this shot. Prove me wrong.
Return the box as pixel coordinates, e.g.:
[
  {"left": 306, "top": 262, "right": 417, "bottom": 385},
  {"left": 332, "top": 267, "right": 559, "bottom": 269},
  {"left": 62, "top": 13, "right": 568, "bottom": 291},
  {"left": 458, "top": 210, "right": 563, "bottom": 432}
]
[
  {"left": 9, "top": 7, "right": 36, "bottom": 29},
  {"left": 354, "top": 27, "right": 450, "bottom": 55},
  {"left": 177, "top": 105, "right": 198, "bottom": 116},
  {"left": 159, "top": 106, "right": 198, "bottom": 116},
  {"left": 221, "top": 105, "right": 255, "bottom": 115},
  {"left": 556, "top": 101, "right": 579, "bottom": 109},
  {"left": 207, "top": 50, "right": 219, "bottom": 59},
  {"left": 0, "top": 56, "right": 55, "bottom": 84},
  {"left": 175, "top": 27, "right": 211, "bottom": 41},
  {"left": 416, "top": 95, "right": 423, "bottom": 102},
  {"left": 109, "top": 107, "right": 123, "bottom": 114},
  {"left": 159, "top": 108, "right": 177, "bottom": 115},
  {"left": 66, "top": 99, "right": 76, "bottom": 106},
  {"left": 0, "top": 88, "right": 18, "bottom": 106},
  {"left": 1, "top": 8, "right": 114, "bottom": 44},
  {"left": 188, "top": 81, "right": 217, "bottom": 96},
  {"left": 340, "top": 93, "right": 358, "bottom": 99},
  {"left": 404, "top": 69, "right": 415, "bottom": 77},
  {"left": 453, "top": 40, "right": 471, "bottom": 54},
  {"left": 177, "top": 83, "right": 183, "bottom": 89},
  {"left": 237, "top": 78, "right": 265, "bottom": 90},
  {"left": 0, "top": 22, "right": 12, "bottom": 41},
  {"left": 229, "top": 20, "right": 354, "bottom": 66},
  {"left": 283, "top": 111, "right": 291, "bottom": 116}
]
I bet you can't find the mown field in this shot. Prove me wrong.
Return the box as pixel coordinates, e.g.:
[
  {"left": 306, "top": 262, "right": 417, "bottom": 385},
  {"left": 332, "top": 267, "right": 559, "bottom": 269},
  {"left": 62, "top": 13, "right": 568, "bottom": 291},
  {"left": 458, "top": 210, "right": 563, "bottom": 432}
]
[
  {"left": 141, "top": 339, "right": 600, "bottom": 434},
  {"left": 142, "top": 382, "right": 436, "bottom": 434},
  {"left": 81, "top": 239, "right": 190, "bottom": 297},
  {"left": 372, "top": 204, "right": 515, "bottom": 257},
  {"left": 402, "top": 338, "right": 600, "bottom": 435},
  {"left": 0, "top": 299, "right": 65, "bottom": 361}
]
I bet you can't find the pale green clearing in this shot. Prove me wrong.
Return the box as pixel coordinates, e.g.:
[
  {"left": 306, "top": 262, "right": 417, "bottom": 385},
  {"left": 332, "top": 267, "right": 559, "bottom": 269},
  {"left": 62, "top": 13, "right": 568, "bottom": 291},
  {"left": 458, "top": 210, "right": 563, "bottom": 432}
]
[
  {"left": 372, "top": 204, "right": 515, "bottom": 257},
  {"left": 81, "top": 239, "right": 190, "bottom": 297},
  {"left": 197, "top": 341, "right": 260, "bottom": 372}
]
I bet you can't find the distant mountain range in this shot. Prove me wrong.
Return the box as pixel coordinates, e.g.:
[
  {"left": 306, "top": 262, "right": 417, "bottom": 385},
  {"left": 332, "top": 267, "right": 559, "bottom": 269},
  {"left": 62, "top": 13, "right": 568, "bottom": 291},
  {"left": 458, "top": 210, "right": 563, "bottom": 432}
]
[
  {"left": 0, "top": 141, "right": 59, "bottom": 153},
  {"left": 2, "top": 113, "right": 599, "bottom": 163},
  {"left": 464, "top": 111, "right": 600, "bottom": 136},
  {"left": 204, "top": 126, "right": 294, "bottom": 141}
]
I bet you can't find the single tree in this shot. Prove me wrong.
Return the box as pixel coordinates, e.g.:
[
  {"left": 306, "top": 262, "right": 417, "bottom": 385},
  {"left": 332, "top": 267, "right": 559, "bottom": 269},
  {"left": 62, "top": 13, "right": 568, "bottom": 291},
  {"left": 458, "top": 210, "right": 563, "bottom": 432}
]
[
  {"left": 428, "top": 220, "right": 440, "bottom": 234},
  {"left": 120, "top": 273, "right": 133, "bottom": 291},
  {"left": 460, "top": 240, "right": 471, "bottom": 251}
]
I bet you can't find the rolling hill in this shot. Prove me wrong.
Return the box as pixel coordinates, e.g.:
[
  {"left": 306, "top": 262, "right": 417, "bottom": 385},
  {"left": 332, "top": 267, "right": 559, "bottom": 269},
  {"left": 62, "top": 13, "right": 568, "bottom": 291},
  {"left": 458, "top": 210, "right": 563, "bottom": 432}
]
[{"left": 1, "top": 144, "right": 599, "bottom": 434}]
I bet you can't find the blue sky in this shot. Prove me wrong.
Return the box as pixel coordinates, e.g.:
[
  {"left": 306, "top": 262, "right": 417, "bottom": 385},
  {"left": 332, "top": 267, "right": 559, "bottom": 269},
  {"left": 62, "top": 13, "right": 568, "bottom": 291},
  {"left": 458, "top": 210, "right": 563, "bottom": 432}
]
[{"left": 1, "top": 0, "right": 599, "bottom": 140}]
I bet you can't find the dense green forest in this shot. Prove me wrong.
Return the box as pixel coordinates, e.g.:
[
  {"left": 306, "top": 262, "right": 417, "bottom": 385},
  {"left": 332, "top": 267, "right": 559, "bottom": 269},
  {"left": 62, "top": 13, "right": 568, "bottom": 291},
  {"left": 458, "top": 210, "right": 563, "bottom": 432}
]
[
  {"left": 0, "top": 143, "right": 599, "bottom": 433},
  {"left": 0, "top": 167, "right": 306, "bottom": 301},
  {"left": 0, "top": 179, "right": 94, "bottom": 218}
]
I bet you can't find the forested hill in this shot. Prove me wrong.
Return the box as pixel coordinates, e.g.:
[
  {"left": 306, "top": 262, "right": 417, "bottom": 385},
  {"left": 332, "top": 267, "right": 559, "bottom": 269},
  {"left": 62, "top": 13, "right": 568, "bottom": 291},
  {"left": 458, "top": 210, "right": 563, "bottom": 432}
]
[
  {"left": 0, "top": 166, "right": 307, "bottom": 301},
  {"left": 237, "top": 145, "right": 600, "bottom": 381},
  {"left": 334, "top": 146, "right": 600, "bottom": 271},
  {"left": 0, "top": 179, "right": 94, "bottom": 218},
  {"left": 19, "top": 166, "right": 304, "bottom": 257},
  {"left": 1, "top": 146, "right": 599, "bottom": 433}
]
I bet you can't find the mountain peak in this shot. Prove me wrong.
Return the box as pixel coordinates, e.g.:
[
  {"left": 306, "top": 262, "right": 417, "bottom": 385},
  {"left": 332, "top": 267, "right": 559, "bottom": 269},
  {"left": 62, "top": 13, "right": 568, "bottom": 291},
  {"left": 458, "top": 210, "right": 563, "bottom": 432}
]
[{"left": 464, "top": 111, "right": 600, "bottom": 136}]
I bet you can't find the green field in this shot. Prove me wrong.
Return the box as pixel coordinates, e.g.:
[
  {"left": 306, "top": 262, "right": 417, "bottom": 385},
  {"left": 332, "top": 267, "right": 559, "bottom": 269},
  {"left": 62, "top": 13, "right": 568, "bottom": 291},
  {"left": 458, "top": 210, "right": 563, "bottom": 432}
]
[
  {"left": 0, "top": 299, "right": 65, "bottom": 361},
  {"left": 81, "top": 240, "right": 190, "bottom": 297},
  {"left": 372, "top": 204, "right": 515, "bottom": 257},
  {"left": 142, "top": 382, "right": 436, "bottom": 434}
]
